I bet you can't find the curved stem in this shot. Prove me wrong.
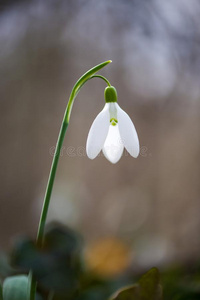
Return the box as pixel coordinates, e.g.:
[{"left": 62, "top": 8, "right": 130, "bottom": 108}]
[
  {"left": 64, "top": 61, "right": 112, "bottom": 124},
  {"left": 90, "top": 75, "right": 111, "bottom": 86},
  {"left": 32, "top": 61, "right": 111, "bottom": 300},
  {"left": 74, "top": 75, "right": 111, "bottom": 102},
  {"left": 36, "top": 60, "right": 111, "bottom": 246}
]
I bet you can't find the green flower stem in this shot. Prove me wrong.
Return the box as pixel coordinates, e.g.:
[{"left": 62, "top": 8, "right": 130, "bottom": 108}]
[
  {"left": 29, "top": 272, "right": 36, "bottom": 300},
  {"left": 78, "top": 74, "right": 111, "bottom": 91},
  {"left": 36, "top": 60, "right": 112, "bottom": 247},
  {"left": 90, "top": 75, "right": 111, "bottom": 86},
  {"left": 30, "top": 61, "right": 111, "bottom": 300},
  {"left": 36, "top": 121, "right": 68, "bottom": 246}
]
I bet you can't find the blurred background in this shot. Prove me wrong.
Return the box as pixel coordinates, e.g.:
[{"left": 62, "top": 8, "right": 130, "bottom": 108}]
[{"left": 0, "top": 0, "right": 200, "bottom": 276}]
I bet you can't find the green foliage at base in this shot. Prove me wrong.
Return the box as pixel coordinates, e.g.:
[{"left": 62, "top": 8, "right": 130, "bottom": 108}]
[
  {"left": 110, "top": 268, "right": 162, "bottom": 300},
  {"left": 2, "top": 275, "right": 30, "bottom": 300},
  {"left": 0, "top": 223, "right": 199, "bottom": 299}
]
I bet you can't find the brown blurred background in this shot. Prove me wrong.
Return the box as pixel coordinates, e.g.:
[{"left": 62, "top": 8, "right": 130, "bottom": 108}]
[{"left": 0, "top": 0, "right": 200, "bottom": 272}]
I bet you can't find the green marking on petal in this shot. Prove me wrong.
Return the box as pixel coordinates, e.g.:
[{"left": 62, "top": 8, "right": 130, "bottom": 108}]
[{"left": 110, "top": 118, "right": 118, "bottom": 126}]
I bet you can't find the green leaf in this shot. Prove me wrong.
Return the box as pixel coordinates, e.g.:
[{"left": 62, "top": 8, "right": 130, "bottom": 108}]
[
  {"left": 3, "top": 275, "right": 30, "bottom": 300},
  {"left": 138, "top": 268, "right": 162, "bottom": 300},
  {"left": 73, "top": 60, "right": 112, "bottom": 97},
  {"left": 12, "top": 224, "right": 83, "bottom": 295},
  {"left": 110, "top": 284, "right": 140, "bottom": 300},
  {"left": 65, "top": 60, "right": 112, "bottom": 123},
  {"left": 110, "top": 268, "right": 162, "bottom": 300}
]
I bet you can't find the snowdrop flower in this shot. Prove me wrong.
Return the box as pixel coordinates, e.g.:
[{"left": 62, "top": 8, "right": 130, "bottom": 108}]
[{"left": 86, "top": 86, "right": 140, "bottom": 163}]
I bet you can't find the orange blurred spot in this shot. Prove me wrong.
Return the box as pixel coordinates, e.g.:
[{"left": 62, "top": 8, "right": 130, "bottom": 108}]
[{"left": 84, "top": 237, "right": 131, "bottom": 277}]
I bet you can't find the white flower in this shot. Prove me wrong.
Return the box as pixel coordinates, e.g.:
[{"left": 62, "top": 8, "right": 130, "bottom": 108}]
[{"left": 86, "top": 87, "right": 139, "bottom": 163}]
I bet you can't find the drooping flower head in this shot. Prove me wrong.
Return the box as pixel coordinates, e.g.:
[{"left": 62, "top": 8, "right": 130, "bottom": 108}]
[{"left": 86, "top": 86, "right": 139, "bottom": 163}]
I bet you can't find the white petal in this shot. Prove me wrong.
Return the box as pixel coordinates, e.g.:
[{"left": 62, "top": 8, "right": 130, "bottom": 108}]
[
  {"left": 86, "top": 104, "right": 110, "bottom": 159},
  {"left": 117, "top": 103, "right": 140, "bottom": 158},
  {"left": 103, "top": 124, "right": 124, "bottom": 164}
]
